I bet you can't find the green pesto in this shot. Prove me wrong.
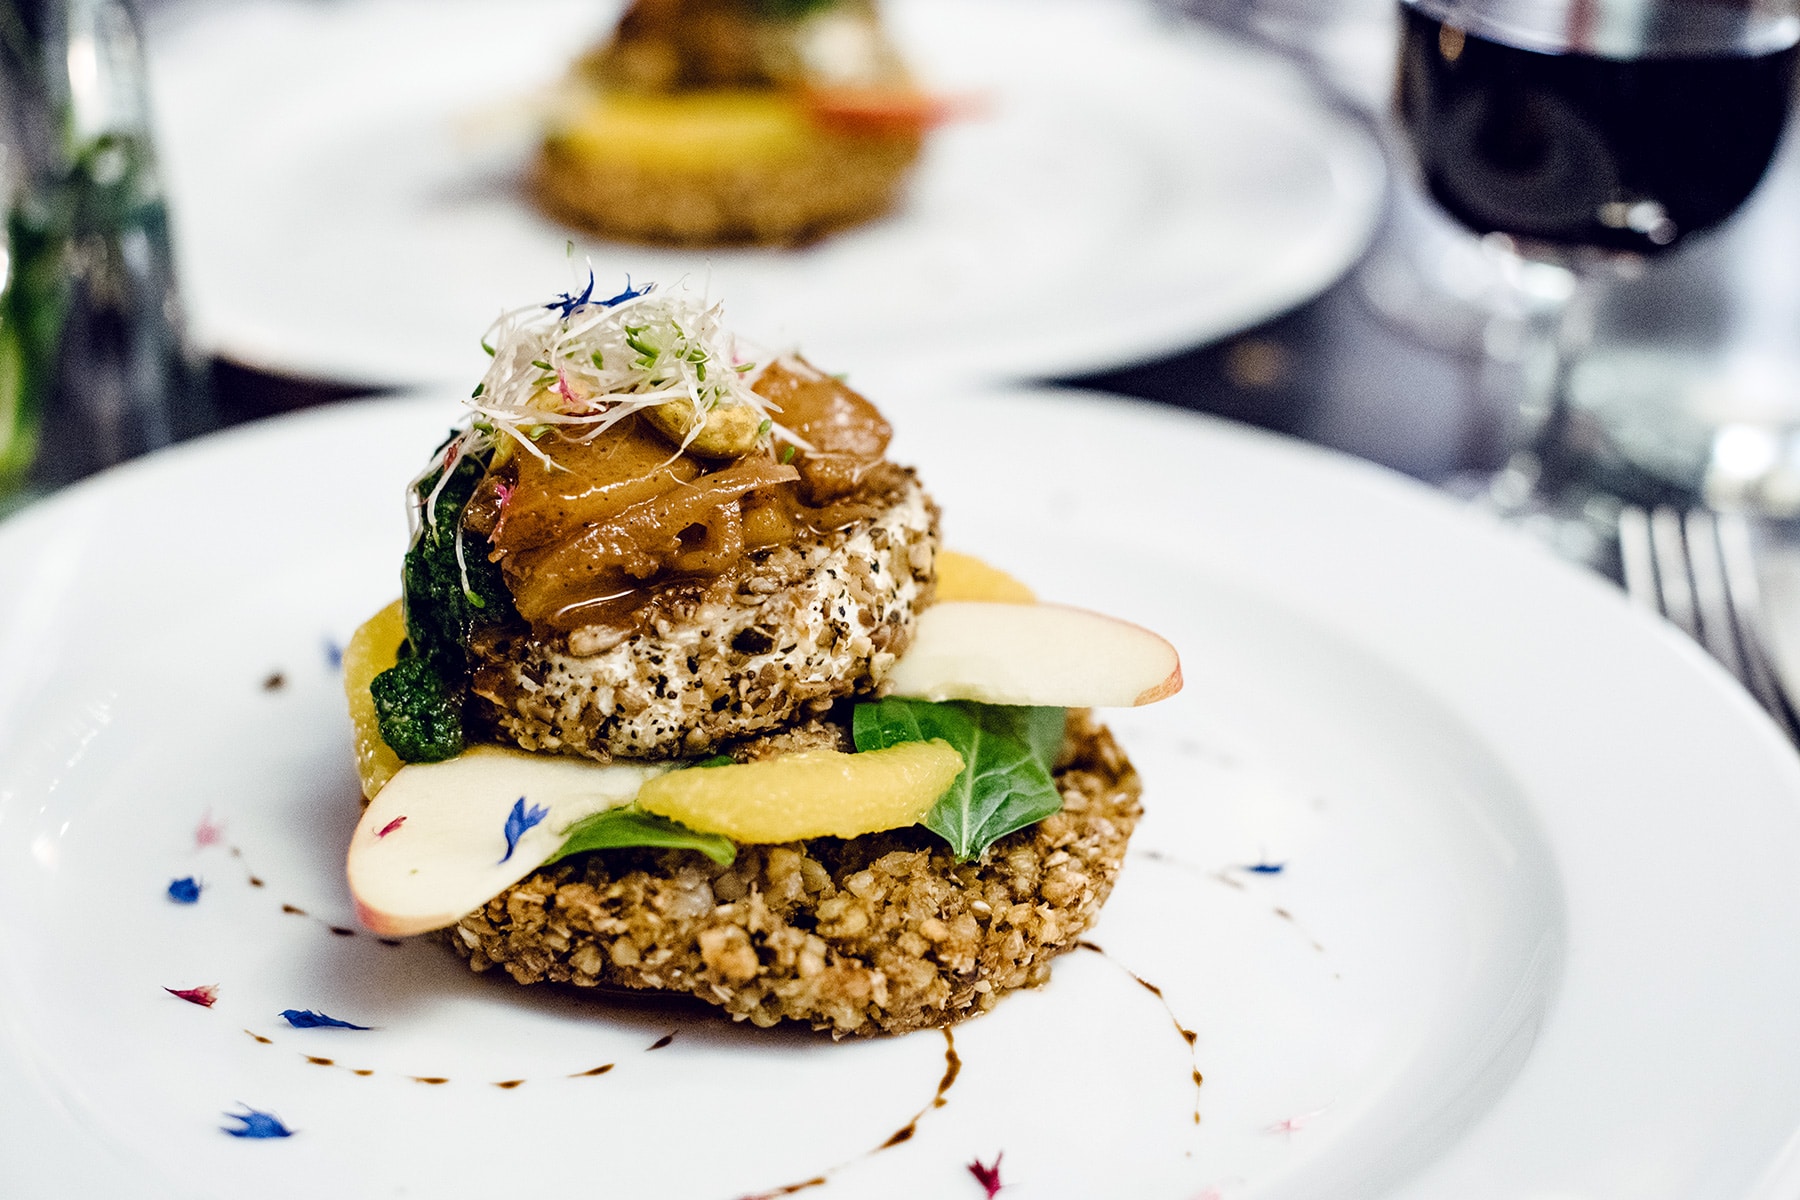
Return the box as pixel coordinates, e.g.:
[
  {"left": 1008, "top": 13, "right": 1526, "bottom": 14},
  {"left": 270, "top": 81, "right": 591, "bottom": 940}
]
[{"left": 372, "top": 438, "right": 517, "bottom": 762}]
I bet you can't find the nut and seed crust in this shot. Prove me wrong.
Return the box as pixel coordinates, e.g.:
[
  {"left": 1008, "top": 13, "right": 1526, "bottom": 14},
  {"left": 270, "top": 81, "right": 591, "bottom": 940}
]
[
  {"left": 470, "top": 474, "right": 937, "bottom": 762},
  {"left": 444, "top": 710, "right": 1141, "bottom": 1036}
]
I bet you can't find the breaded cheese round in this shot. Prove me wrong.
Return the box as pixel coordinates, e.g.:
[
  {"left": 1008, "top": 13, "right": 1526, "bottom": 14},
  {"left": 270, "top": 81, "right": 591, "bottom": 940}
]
[
  {"left": 469, "top": 473, "right": 937, "bottom": 762},
  {"left": 443, "top": 712, "right": 1142, "bottom": 1036}
]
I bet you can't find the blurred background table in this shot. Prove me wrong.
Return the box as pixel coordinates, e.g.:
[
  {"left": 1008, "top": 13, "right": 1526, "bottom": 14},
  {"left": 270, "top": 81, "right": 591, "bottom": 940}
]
[
  {"left": 5, "top": 0, "right": 1745, "bottom": 613},
  {"left": 170, "top": 0, "right": 1796, "bottom": 506}
]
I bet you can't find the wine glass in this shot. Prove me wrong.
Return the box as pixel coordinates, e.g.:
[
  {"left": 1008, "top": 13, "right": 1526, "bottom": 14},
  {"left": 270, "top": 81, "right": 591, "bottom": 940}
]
[{"left": 1391, "top": 0, "right": 1800, "bottom": 555}]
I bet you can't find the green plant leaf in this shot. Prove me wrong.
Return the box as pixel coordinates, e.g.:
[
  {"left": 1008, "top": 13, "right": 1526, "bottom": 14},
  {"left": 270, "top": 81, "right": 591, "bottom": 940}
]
[
  {"left": 755, "top": 0, "right": 843, "bottom": 17},
  {"left": 982, "top": 705, "right": 1067, "bottom": 771},
  {"left": 852, "top": 698, "right": 1066, "bottom": 862},
  {"left": 547, "top": 806, "right": 736, "bottom": 867}
]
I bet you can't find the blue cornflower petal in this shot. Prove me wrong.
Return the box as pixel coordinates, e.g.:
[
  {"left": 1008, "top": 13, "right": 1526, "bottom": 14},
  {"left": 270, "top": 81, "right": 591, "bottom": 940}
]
[
  {"left": 167, "top": 876, "right": 202, "bottom": 903},
  {"left": 222, "top": 1106, "right": 294, "bottom": 1139},
  {"left": 323, "top": 637, "right": 344, "bottom": 670},
  {"left": 280, "top": 1009, "right": 371, "bottom": 1030},
  {"left": 499, "top": 796, "right": 550, "bottom": 864},
  {"left": 598, "top": 277, "right": 650, "bottom": 308},
  {"left": 546, "top": 269, "right": 596, "bottom": 319},
  {"left": 1240, "top": 862, "right": 1286, "bottom": 875}
]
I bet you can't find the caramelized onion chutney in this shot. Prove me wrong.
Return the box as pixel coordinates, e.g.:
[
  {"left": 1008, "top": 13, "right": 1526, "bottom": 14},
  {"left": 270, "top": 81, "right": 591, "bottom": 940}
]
[{"left": 464, "top": 362, "right": 907, "bottom": 645}]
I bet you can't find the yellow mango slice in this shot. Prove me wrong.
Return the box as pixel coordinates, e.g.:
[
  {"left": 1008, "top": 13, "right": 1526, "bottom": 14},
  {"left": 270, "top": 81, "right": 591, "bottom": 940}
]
[
  {"left": 935, "top": 550, "right": 1036, "bottom": 604},
  {"left": 551, "top": 92, "right": 820, "bottom": 170},
  {"left": 636, "top": 741, "right": 964, "bottom": 843},
  {"left": 343, "top": 599, "right": 407, "bottom": 800}
]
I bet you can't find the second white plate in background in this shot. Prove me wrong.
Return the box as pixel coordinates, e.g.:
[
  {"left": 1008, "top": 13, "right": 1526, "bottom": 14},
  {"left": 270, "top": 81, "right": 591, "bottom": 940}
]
[{"left": 145, "top": 0, "right": 1385, "bottom": 386}]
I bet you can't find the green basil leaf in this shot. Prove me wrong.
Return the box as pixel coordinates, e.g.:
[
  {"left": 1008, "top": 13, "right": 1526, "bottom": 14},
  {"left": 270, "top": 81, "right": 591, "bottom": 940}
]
[
  {"left": 853, "top": 698, "right": 1066, "bottom": 862},
  {"left": 547, "top": 806, "right": 736, "bottom": 867},
  {"left": 982, "top": 705, "right": 1067, "bottom": 771}
]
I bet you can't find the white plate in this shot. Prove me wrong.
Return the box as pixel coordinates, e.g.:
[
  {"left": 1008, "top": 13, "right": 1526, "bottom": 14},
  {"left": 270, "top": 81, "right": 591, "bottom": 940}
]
[
  {"left": 5, "top": 387, "right": 1800, "bottom": 1200},
  {"left": 144, "top": 0, "right": 1384, "bottom": 387}
]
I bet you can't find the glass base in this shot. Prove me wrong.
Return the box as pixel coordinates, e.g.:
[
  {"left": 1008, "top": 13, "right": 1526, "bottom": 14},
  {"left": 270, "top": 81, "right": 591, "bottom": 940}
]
[{"left": 1565, "top": 346, "right": 1800, "bottom": 516}]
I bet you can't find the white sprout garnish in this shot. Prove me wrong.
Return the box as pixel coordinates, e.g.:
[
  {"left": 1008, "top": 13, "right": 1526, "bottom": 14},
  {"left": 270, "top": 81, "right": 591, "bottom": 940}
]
[{"left": 471, "top": 277, "right": 804, "bottom": 467}]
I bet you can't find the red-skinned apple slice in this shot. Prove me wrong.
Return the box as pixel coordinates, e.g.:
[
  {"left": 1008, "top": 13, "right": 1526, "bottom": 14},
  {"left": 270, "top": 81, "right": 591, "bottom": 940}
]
[
  {"left": 347, "top": 745, "right": 670, "bottom": 938},
  {"left": 886, "top": 601, "right": 1182, "bottom": 707}
]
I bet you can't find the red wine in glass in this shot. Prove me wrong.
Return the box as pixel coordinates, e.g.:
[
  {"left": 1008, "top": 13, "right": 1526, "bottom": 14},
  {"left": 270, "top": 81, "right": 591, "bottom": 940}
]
[{"left": 1396, "top": 0, "right": 1800, "bottom": 255}]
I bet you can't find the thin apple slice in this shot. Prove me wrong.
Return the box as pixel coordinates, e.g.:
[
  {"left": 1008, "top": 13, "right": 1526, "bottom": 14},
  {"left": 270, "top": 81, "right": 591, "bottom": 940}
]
[
  {"left": 347, "top": 745, "right": 671, "bottom": 937},
  {"left": 886, "top": 601, "right": 1182, "bottom": 707},
  {"left": 635, "top": 741, "right": 964, "bottom": 843}
]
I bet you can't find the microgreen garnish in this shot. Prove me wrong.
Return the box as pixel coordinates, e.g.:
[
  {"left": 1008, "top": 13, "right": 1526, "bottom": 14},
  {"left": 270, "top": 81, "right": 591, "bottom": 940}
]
[
  {"left": 471, "top": 383, "right": 484, "bottom": 398},
  {"left": 222, "top": 1107, "right": 294, "bottom": 1139},
  {"left": 165, "top": 984, "right": 218, "bottom": 1008},
  {"left": 280, "top": 1009, "right": 371, "bottom": 1030},
  {"left": 780, "top": 445, "right": 797, "bottom": 464},
  {"left": 167, "top": 877, "right": 202, "bottom": 903},
  {"left": 462, "top": 278, "right": 809, "bottom": 467},
  {"left": 500, "top": 797, "right": 550, "bottom": 863}
]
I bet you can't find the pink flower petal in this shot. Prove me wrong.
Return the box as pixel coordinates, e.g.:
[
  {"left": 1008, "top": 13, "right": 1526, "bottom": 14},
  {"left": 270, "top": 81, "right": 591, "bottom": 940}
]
[
  {"left": 968, "top": 1152, "right": 1004, "bottom": 1197},
  {"left": 166, "top": 984, "right": 219, "bottom": 1008},
  {"left": 194, "top": 811, "right": 225, "bottom": 848}
]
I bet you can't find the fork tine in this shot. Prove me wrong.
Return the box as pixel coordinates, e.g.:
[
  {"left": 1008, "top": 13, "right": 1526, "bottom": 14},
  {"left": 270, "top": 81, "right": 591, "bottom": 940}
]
[
  {"left": 1714, "top": 512, "right": 1800, "bottom": 745},
  {"left": 1683, "top": 509, "right": 1749, "bottom": 685},
  {"left": 1648, "top": 507, "right": 1699, "bottom": 640},
  {"left": 1618, "top": 506, "right": 1658, "bottom": 613}
]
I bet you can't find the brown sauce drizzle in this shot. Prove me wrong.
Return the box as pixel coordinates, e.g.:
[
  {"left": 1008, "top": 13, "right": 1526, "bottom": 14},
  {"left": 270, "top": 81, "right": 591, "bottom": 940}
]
[
  {"left": 1134, "top": 849, "right": 1327, "bottom": 954},
  {"left": 1077, "top": 941, "right": 1205, "bottom": 1126},
  {"left": 243, "top": 1028, "right": 665, "bottom": 1087},
  {"left": 745, "top": 1028, "right": 961, "bottom": 1199},
  {"left": 1272, "top": 907, "right": 1325, "bottom": 954},
  {"left": 225, "top": 844, "right": 403, "bottom": 948}
]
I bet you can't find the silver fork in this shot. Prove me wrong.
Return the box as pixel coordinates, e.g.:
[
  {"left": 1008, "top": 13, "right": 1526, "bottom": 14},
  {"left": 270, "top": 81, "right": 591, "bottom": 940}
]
[{"left": 1618, "top": 506, "right": 1800, "bottom": 746}]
